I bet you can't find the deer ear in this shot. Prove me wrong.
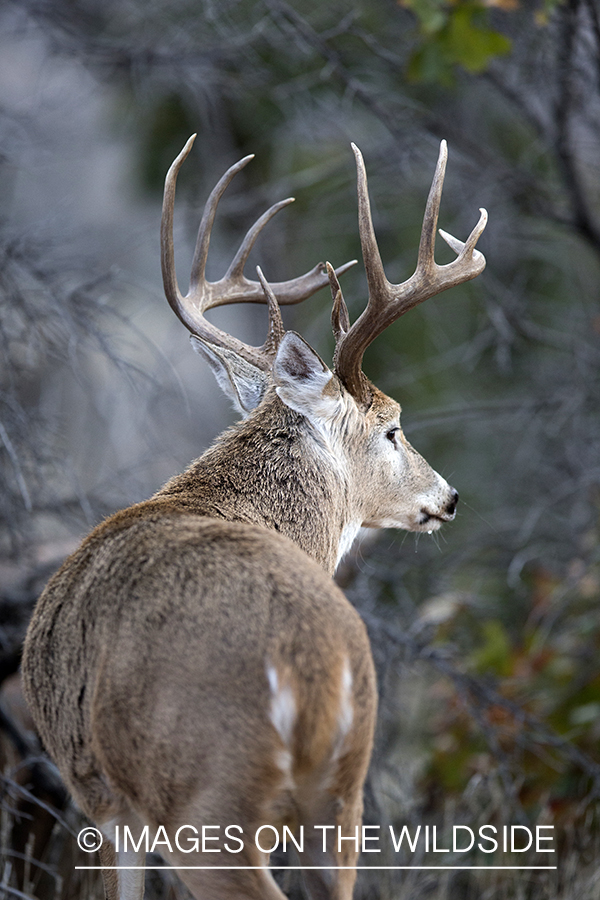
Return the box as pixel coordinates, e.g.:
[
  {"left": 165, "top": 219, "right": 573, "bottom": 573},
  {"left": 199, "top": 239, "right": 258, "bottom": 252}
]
[
  {"left": 191, "top": 336, "right": 269, "bottom": 416},
  {"left": 273, "top": 332, "right": 342, "bottom": 423}
]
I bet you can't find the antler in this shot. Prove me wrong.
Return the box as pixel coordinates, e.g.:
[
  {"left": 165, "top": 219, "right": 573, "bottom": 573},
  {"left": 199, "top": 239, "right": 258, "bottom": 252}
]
[
  {"left": 331, "top": 141, "right": 488, "bottom": 404},
  {"left": 161, "top": 135, "right": 357, "bottom": 372}
]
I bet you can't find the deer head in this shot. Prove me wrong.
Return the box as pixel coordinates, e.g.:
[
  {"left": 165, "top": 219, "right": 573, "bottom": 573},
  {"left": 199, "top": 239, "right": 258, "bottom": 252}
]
[{"left": 161, "top": 136, "right": 487, "bottom": 558}]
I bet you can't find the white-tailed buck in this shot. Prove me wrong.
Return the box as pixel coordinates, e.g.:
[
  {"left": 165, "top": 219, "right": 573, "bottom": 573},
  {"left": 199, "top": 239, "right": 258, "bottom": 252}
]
[{"left": 22, "top": 137, "right": 486, "bottom": 900}]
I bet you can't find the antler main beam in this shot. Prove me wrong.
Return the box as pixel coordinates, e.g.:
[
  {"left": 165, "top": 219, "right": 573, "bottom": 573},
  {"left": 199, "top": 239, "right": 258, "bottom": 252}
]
[
  {"left": 161, "top": 135, "right": 357, "bottom": 372},
  {"left": 332, "top": 141, "right": 488, "bottom": 404}
]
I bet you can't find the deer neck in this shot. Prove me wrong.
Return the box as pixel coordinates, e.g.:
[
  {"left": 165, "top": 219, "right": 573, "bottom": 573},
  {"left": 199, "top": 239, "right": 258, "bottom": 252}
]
[{"left": 156, "top": 395, "right": 356, "bottom": 575}]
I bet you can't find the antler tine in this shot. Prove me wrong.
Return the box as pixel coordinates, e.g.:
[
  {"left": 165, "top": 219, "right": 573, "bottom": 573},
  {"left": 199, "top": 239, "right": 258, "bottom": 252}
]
[
  {"left": 352, "top": 143, "right": 389, "bottom": 302},
  {"left": 226, "top": 198, "right": 295, "bottom": 280},
  {"left": 161, "top": 136, "right": 358, "bottom": 372},
  {"left": 260, "top": 257, "right": 357, "bottom": 307},
  {"left": 256, "top": 266, "right": 285, "bottom": 355},
  {"left": 333, "top": 142, "right": 488, "bottom": 405},
  {"left": 161, "top": 133, "right": 197, "bottom": 319},
  {"left": 416, "top": 139, "right": 447, "bottom": 273},
  {"left": 439, "top": 208, "right": 488, "bottom": 260},
  {"left": 189, "top": 151, "right": 256, "bottom": 295},
  {"left": 327, "top": 262, "right": 350, "bottom": 344}
]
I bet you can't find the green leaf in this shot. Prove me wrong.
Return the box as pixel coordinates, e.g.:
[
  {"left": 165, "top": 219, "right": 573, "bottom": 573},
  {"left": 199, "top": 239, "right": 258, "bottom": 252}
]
[
  {"left": 401, "top": 0, "right": 449, "bottom": 34},
  {"left": 406, "top": 1, "right": 512, "bottom": 84},
  {"left": 446, "top": 6, "right": 512, "bottom": 73}
]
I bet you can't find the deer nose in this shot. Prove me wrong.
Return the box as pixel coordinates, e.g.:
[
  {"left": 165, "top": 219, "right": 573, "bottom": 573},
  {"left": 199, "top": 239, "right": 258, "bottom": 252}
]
[{"left": 446, "top": 488, "right": 459, "bottom": 517}]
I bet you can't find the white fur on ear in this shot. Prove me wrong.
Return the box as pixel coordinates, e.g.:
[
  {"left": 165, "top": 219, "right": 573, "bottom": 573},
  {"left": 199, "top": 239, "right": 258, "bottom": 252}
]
[
  {"left": 273, "top": 332, "right": 341, "bottom": 424},
  {"left": 191, "top": 336, "right": 269, "bottom": 416}
]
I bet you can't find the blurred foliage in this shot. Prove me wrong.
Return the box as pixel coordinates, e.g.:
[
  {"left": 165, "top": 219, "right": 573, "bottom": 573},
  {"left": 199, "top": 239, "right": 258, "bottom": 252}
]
[{"left": 419, "top": 522, "right": 600, "bottom": 829}]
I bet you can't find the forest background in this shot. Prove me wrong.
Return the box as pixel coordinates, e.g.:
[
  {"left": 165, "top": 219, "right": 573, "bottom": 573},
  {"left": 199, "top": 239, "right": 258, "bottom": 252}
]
[{"left": 1, "top": 0, "right": 600, "bottom": 897}]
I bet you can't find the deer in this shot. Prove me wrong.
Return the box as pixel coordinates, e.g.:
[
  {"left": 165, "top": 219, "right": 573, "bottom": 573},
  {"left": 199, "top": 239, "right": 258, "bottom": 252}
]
[{"left": 21, "top": 136, "right": 486, "bottom": 900}]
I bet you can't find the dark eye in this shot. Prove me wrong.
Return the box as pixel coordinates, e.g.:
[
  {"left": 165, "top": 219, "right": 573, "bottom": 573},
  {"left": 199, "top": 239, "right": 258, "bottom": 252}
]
[{"left": 386, "top": 427, "right": 399, "bottom": 442}]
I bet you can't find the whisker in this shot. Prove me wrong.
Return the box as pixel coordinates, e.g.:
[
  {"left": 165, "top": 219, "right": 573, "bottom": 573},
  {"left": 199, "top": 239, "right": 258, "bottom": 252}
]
[{"left": 459, "top": 498, "right": 501, "bottom": 535}]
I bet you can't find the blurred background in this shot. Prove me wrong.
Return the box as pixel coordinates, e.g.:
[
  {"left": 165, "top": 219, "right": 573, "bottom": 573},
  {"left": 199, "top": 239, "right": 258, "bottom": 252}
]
[{"left": 1, "top": 0, "right": 600, "bottom": 897}]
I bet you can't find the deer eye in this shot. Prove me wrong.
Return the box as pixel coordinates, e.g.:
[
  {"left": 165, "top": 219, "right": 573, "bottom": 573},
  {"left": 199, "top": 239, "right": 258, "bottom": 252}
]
[{"left": 386, "top": 427, "right": 399, "bottom": 443}]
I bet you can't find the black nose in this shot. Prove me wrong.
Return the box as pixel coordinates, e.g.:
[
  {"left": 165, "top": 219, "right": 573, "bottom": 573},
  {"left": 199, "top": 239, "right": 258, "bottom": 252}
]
[{"left": 446, "top": 488, "right": 459, "bottom": 516}]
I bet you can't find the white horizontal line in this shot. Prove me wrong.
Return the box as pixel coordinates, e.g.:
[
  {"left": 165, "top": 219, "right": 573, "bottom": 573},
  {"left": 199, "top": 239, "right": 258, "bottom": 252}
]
[{"left": 75, "top": 866, "right": 558, "bottom": 871}]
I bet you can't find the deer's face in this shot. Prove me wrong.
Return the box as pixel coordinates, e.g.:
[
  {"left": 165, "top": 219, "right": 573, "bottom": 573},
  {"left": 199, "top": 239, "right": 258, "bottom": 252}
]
[
  {"left": 339, "top": 385, "right": 458, "bottom": 533},
  {"left": 272, "top": 333, "right": 458, "bottom": 535}
]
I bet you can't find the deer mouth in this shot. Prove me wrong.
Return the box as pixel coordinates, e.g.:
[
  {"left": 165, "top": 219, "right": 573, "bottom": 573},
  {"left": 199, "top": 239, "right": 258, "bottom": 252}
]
[
  {"left": 416, "top": 511, "right": 444, "bottom": 531},
  {"left": 417, "top": 507, "right": 456, "bottom": 529},
  {"left": 417, "top": 488, "right": 459, "bottom": 529}
]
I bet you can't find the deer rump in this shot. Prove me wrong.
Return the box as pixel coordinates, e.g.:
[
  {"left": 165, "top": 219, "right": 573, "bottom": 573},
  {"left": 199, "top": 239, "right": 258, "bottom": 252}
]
[{"left": 23, "top": 514, "right": 376, "bottom": 862}]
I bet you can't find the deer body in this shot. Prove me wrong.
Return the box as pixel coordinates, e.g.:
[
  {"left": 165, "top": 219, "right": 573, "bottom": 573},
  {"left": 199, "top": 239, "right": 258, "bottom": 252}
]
[
  {"left": 22, "top": 139, "right": 486, "bottom": 900},
  {"left": 24, "top": 512, "right": 376, "bottom": 900}
]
